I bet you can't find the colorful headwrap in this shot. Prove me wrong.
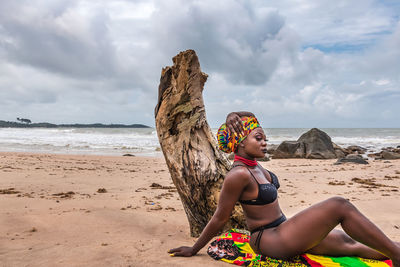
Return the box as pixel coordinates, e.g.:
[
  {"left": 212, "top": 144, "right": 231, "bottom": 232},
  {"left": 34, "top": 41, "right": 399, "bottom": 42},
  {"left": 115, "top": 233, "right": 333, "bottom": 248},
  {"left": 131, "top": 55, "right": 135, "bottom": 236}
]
[{"left": 217, "top": 116, "right": 261, "bottom": 153}]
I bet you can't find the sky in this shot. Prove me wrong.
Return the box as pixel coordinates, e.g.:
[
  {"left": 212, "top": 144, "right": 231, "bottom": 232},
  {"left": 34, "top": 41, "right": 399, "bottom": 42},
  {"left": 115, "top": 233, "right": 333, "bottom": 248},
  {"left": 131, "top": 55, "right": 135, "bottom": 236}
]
[{"left": 0, "top": 0, "right": 399, "bottom": 128}]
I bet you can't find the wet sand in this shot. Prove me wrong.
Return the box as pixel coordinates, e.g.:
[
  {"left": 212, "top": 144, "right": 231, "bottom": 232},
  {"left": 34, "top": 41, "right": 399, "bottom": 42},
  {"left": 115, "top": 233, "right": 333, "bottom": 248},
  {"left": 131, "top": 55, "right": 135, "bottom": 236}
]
[{"left": 1, "top": 152, "right": 399, "bottom": 266}]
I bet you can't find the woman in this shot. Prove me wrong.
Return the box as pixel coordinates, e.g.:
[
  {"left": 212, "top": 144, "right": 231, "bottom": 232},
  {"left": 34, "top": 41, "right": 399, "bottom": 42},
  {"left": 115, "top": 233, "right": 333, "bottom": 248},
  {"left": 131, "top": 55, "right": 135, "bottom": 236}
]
[{"left": 168, "top": 111, "right": 400, "bottom": 266}]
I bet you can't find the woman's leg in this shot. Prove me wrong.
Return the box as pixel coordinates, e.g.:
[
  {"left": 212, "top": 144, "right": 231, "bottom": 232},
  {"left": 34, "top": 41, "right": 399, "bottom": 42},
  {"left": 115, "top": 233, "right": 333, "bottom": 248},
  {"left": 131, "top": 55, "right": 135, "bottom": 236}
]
[
  {"left": 307, "top": 229, "right": 388, "bottom": 260},
  {"left": 257, "top": 197, "right": 400, "bottom": 264}
]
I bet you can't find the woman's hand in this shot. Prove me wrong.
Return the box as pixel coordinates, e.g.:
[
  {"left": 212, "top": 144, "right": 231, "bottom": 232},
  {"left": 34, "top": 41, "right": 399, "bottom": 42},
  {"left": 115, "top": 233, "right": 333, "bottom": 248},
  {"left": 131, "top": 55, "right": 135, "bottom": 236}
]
[
  {"left": 226, "top": 112, "right": 244, "bottom": 136},
  {"left": 168, "top": 246, "right": 196, "bottom": 257}
]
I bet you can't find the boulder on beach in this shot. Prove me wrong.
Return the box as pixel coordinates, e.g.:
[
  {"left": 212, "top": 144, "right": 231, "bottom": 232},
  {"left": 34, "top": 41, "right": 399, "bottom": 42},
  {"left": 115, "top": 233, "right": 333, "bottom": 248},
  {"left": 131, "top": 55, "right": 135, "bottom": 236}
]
[
  {"left": 266, "top": 144, "right": 278, "bottom": 155},
  {"left": 298, "top": 128, "right": 337, "bottom": 159},
  {"left": 273, "top": 128, "right": 337, "bottom": 159},
  {"left": 381, "top": 151, "right": 400, "bottom": 160},
  {"left": 368, "top": 147, "right": 400, "bottom": 160},
  {"left": 332, "top": 142, "right": 347, "bottom": 158},
  {"left": 273, "top": 141, "right": 305, "bottom": 159},
  {"left": 334, "top": 154, "right": 369, "bottom": 165}
]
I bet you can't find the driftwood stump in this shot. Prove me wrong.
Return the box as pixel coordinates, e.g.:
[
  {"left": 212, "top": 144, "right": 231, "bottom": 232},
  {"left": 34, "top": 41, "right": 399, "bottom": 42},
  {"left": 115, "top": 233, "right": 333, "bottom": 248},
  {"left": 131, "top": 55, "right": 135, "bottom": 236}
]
[{"left": 154, "top": 50, "right": 246, "bottom": 237}]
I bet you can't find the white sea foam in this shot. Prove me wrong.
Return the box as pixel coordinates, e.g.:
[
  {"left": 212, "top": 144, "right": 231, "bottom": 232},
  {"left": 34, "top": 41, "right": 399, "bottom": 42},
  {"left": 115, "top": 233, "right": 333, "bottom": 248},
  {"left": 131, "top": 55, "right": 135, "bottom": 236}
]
[
  {"left": 264, "top": 128, "right": 400, "bottom": 152},
  {"left": 0, "top": 128, "right": 161, "bottom": 156},
  {"left": 0, "top": 127, "right": 399, "bottom": 156}
]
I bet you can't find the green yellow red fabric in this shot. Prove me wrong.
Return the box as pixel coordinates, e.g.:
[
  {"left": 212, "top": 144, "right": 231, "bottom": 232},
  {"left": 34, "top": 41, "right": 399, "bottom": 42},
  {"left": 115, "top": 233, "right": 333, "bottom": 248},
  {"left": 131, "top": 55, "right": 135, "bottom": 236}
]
[
  {"left": 207, "top": 229, "right": 393, "bottom": 267},
  {"left": 217, "top": 116, "right": 261, "bottom": 153}
]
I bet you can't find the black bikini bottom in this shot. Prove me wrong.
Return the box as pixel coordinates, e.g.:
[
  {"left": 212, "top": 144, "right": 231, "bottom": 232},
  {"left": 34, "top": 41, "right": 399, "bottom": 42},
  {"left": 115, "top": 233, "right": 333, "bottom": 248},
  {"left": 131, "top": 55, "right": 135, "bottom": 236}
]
[{"left": 250, "top": 214, "right": 287, "bottom": 250}]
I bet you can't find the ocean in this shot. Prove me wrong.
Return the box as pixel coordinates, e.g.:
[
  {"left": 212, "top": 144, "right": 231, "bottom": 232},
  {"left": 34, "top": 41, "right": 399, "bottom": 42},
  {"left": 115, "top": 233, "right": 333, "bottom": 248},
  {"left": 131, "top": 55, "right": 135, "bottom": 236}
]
[{"left": 0, "top": 127, "right": 399, "bottom": 156}]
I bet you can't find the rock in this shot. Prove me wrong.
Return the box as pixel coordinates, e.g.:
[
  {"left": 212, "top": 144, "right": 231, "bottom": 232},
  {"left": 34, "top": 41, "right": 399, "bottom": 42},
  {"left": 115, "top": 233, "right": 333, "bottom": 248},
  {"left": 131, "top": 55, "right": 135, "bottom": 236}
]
[
  {"left": 332, "top": 142, "right": 347, "bottom": 158},
  {"left": 369, "top": 147, "right": 400, "bottom": 160},
  {"left": 334, "top": 154, "right": 369, "bottom": 165},
  {"left": 381, "top": 151, "right": 400, "bottom": 160},
  {"left": 382, "top": 147, "right": 400, "bottom": 153},
  {"left": 297, "top": 128, "right": 336, "bottom": 159},
  {"left": 273, "top": 128, "right": 340, "bottom": 159},
  {"left": 266, "top": 144, "right": 278, "bottom": 154},
  {"left": 367, "top": 152, "right": 382, "bottom": 158},
  {"left": 334, "top": 149, "right": 346, "bottom": 158},
  {"left": 346, "top": 145, "right": 367, "bottom": 154},
  {"left": 273, "top": 141, "right": 305, "bottom": 159}
]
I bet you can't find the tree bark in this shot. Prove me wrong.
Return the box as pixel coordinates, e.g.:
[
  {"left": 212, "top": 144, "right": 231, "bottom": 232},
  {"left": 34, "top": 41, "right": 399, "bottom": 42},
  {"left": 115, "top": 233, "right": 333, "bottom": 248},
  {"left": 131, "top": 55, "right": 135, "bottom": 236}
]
[{"left": 154, "top": 49, "right": 246, "bottom": 237}]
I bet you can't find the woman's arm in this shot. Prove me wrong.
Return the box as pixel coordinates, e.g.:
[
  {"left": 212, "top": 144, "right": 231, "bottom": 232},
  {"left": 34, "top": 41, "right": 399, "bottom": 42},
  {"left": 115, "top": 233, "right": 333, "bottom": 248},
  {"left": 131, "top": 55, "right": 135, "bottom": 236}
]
[
  {"left": 168, "top": 168, "right": 249, "bottom": 257},
  {"left": 226, "top": 111, "right": 255, "bottom": 136}
]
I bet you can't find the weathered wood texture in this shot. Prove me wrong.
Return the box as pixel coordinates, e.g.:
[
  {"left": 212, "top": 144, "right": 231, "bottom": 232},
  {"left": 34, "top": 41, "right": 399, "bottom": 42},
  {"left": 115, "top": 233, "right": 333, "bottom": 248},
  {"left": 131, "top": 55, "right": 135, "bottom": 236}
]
[{"left": 155, "top": 50, "right": 246, "bottom": 237}]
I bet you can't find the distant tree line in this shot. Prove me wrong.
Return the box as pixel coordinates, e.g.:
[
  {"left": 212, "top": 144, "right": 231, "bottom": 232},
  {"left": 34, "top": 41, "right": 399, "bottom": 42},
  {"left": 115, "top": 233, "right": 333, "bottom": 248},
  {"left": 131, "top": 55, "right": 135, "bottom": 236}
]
[
  {"left": 17, "top": 118, "right": 32, "bottom": 124},
  {"left": 0, "top": 119, "right": 150, "bottom": 128}
]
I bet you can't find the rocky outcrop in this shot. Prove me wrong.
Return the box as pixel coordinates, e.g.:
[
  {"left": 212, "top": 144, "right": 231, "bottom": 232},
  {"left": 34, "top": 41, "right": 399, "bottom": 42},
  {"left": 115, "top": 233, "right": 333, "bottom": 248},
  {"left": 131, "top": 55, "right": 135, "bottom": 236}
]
[
  {"left": 346, "top": 145, "right": 367, "bottom": 155},
  {"left": 273, "top": 128, "right": 337, "bottom": 159},
  {"left": 273, "top": 141, "right": 305, "bottom": 159},
  {"left": 266, "top": 144, "right": 278, "bottom": 155},
  {"left": 332, "top": 142, "right": 347, "bottom": 158},
  {"left": 298, "top": 128, "right": 337, "bottom": 159},
  {"left": 368, "top": 147, "right": 400, "bottom": 160},
  {"left": 333, "top": 144, "right": 368, "bottom": 158},
  {"left": 381, "top": 151, "right": 400, "bottom": 159}
]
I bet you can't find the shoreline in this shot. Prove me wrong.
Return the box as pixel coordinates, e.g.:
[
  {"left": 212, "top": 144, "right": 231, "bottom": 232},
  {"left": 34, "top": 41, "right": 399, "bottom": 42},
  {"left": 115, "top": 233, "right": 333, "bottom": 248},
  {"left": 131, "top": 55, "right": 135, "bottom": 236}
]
[
  {"left": 0, "top": 150, "right": 164, "bottom": 158},
  {"left": 1, "top": 152, "right": 399, "bottom": 266}
]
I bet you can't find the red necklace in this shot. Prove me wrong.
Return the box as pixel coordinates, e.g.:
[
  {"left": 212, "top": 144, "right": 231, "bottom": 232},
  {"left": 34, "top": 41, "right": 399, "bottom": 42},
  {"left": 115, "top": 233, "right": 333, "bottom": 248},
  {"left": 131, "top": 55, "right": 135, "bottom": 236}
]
[{"left": 234, "top": 155, "right": 257, "bottom": 166}]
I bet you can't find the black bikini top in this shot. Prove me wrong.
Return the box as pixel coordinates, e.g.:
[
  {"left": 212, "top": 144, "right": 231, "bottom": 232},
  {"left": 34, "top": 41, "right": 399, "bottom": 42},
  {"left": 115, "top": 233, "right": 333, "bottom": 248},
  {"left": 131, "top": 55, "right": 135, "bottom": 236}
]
[{"left": 234, "top": 165, "right": 280, "bottom": 205}]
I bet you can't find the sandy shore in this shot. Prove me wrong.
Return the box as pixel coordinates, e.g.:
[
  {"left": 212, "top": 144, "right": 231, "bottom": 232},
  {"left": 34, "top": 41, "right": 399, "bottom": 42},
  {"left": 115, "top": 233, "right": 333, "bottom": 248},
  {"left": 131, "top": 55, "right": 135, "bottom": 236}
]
[{"left": 1, "top": 152, "right": 399, "bottom": 266}]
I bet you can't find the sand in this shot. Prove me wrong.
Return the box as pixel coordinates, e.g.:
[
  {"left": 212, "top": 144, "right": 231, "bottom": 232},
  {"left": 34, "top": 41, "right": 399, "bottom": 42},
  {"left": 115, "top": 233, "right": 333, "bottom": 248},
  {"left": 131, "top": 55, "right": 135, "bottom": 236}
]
[{"left": 1, "top": 152, "right": 399, "bottom": 266}]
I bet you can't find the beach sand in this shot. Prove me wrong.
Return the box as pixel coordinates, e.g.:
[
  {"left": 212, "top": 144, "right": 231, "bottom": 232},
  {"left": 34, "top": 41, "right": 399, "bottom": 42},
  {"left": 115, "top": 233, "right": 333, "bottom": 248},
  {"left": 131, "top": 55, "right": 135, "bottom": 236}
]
[{"left": 1, "top": 152, "right": 399, "bottom": 266}]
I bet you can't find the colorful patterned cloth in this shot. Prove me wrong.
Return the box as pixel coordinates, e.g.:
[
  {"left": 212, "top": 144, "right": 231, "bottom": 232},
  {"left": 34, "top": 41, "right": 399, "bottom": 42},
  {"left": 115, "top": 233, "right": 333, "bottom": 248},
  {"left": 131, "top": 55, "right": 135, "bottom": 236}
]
[
  {"left": 217, "top": 116, "right": 261, "bottom": 153},
  {"left": 207, "top": 229, "right": 393, "bottom": 267}
]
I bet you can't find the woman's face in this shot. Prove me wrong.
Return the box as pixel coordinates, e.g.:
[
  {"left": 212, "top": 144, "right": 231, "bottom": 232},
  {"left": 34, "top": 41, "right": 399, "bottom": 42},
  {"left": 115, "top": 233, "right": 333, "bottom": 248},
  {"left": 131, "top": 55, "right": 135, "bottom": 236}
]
[{"left": 241, "top": 127, "right": 267, "bottom": 158}]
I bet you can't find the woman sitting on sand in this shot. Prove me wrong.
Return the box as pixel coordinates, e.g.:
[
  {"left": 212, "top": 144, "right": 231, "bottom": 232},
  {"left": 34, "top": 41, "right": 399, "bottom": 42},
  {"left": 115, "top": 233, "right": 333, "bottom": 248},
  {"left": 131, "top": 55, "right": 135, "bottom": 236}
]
[{"left": 169, "top": 111, "right": 400, "bottom": 265}]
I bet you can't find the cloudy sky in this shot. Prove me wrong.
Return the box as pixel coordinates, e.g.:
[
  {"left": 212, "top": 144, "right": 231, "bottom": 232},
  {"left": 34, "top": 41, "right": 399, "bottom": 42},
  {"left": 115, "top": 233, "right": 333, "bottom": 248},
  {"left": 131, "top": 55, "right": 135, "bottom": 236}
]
[{"left": 1, "top": 0, "right": 399, "bottom": 128}]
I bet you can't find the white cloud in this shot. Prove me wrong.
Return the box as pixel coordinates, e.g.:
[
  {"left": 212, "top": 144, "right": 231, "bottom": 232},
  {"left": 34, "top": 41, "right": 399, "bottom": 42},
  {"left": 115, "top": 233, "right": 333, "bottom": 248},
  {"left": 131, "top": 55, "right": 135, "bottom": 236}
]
[
  {"left": 263, "top": 0, "right": 398, "bottom": 48},
  {"left": 374, "top": 79, "right": 390, "bottom": 86}
]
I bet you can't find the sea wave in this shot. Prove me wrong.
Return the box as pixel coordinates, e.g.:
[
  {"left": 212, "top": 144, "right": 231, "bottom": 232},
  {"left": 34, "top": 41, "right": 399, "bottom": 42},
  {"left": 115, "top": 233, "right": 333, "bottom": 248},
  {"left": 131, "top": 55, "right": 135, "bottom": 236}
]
[
  {"left": 0, "top": 128, "right": 161, "bottom": 156},
  {"left": 0, "top": 127, "right": 399, "bottom": 156}
]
